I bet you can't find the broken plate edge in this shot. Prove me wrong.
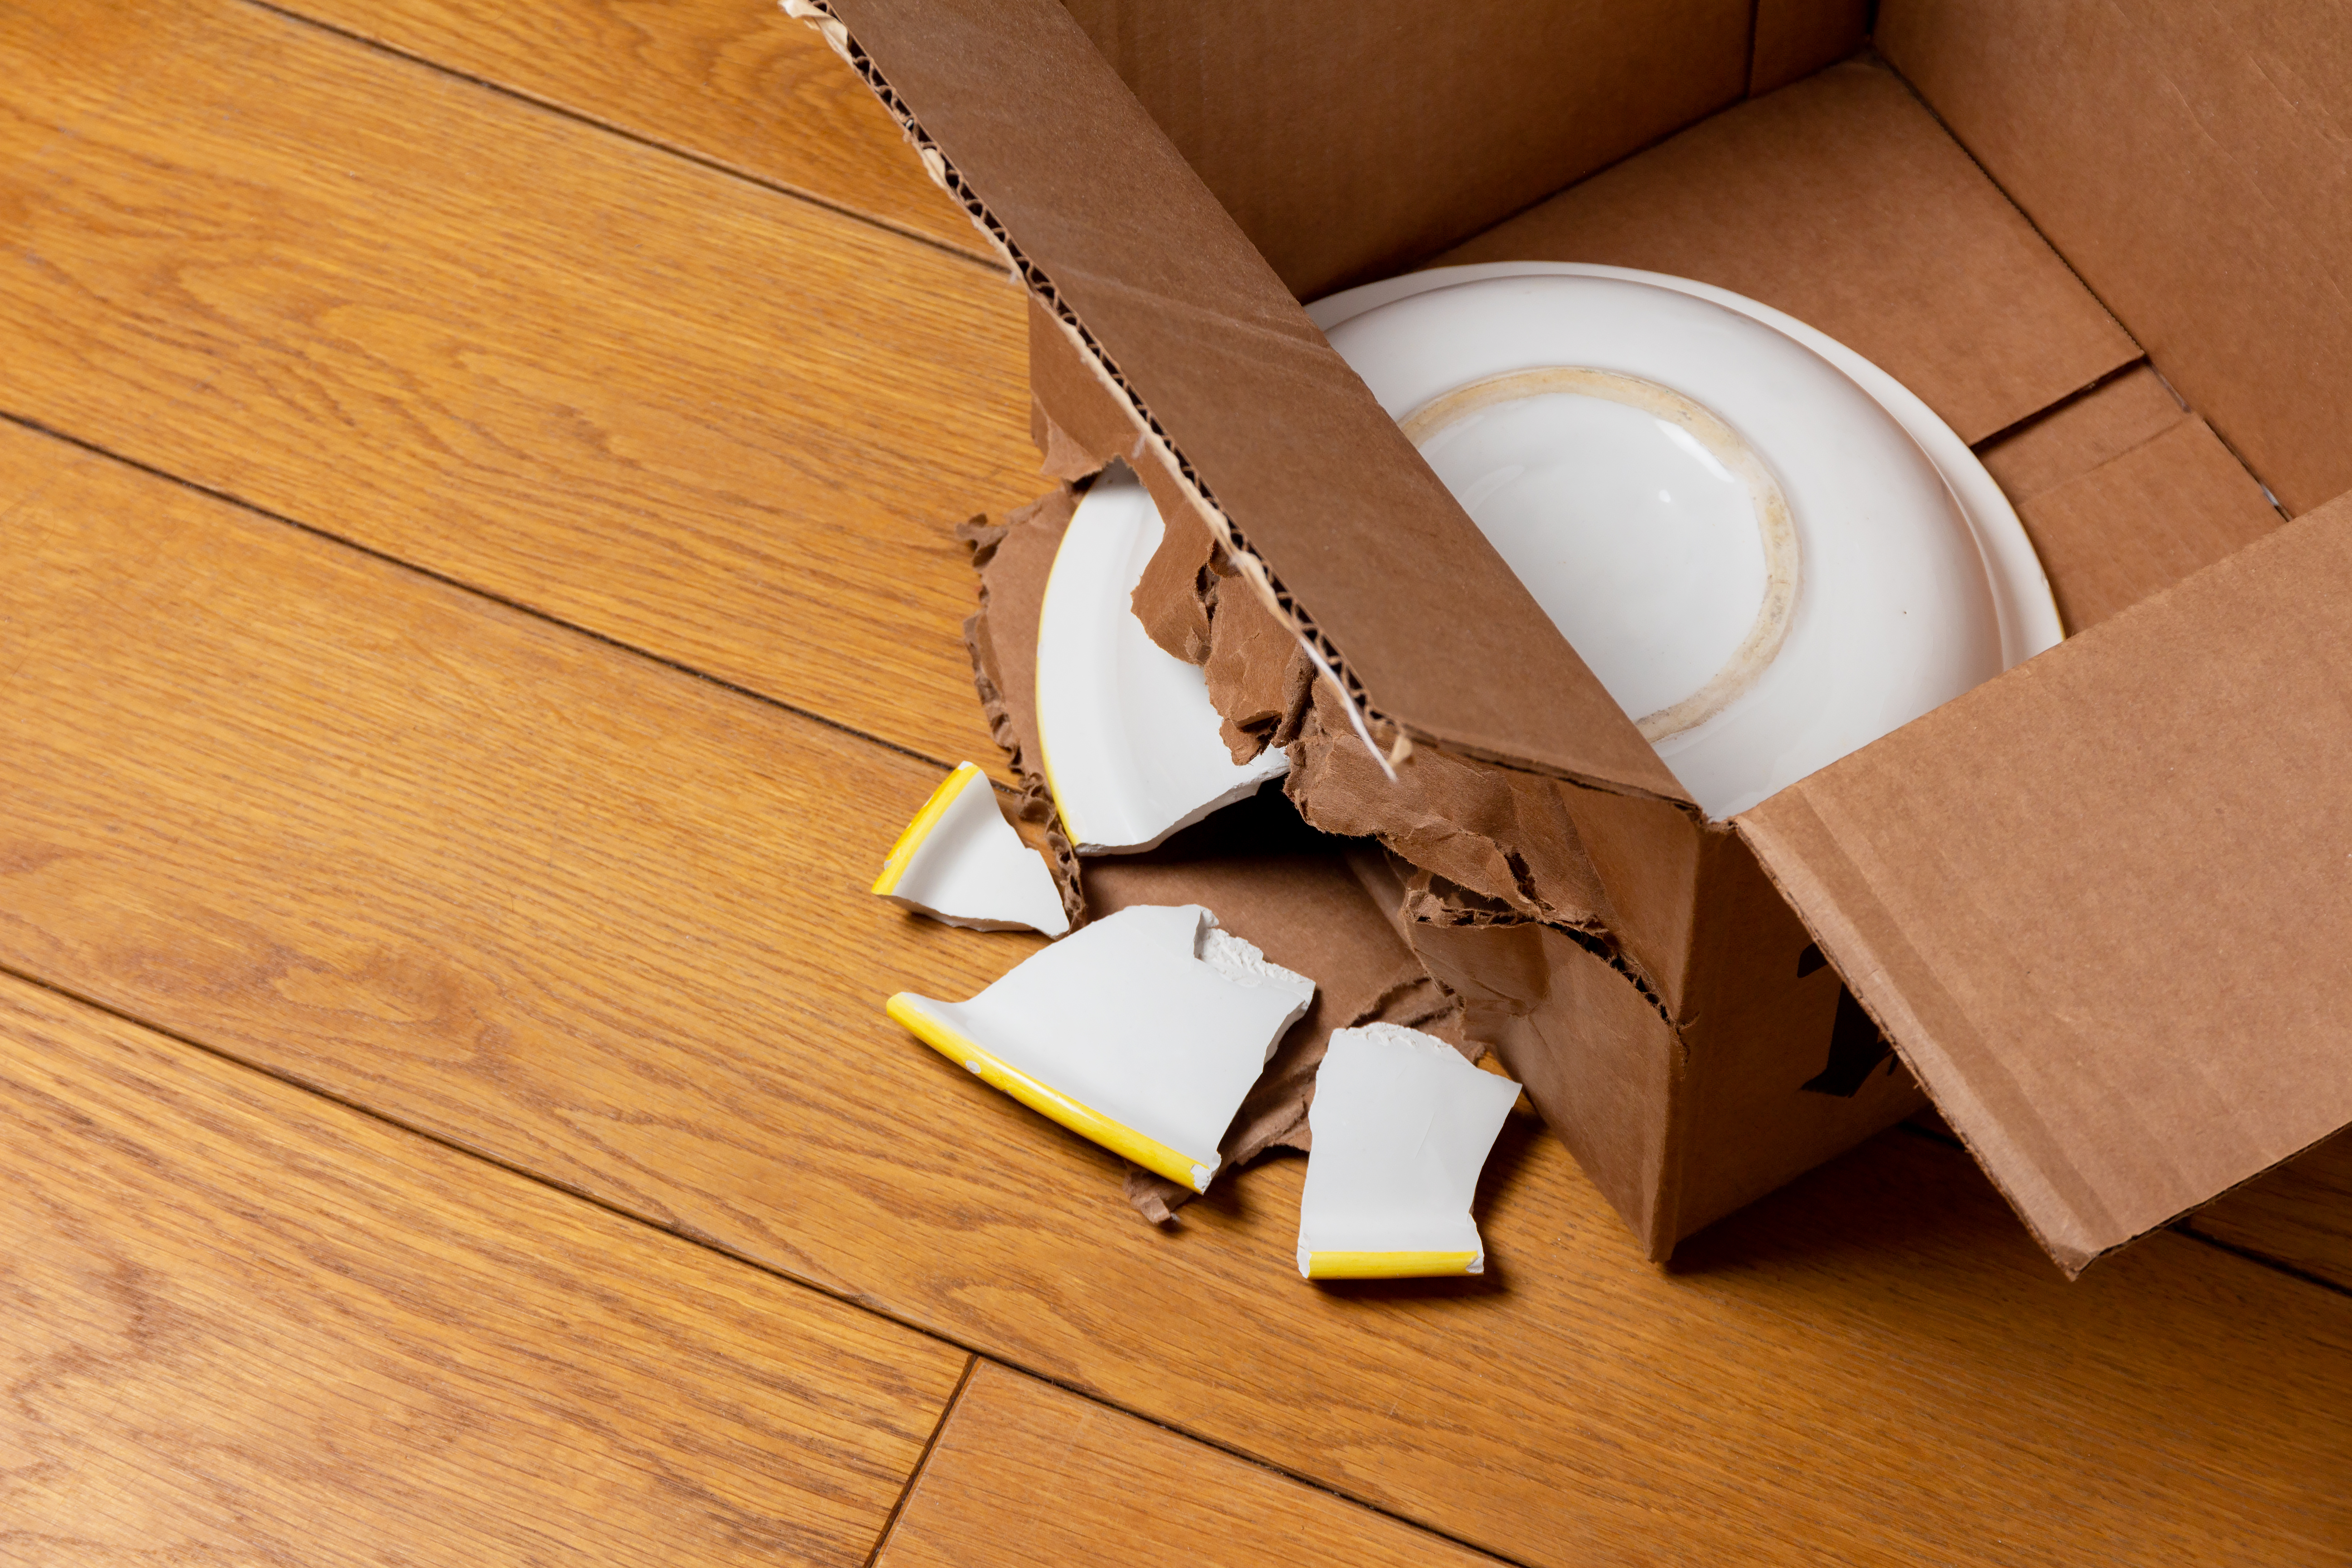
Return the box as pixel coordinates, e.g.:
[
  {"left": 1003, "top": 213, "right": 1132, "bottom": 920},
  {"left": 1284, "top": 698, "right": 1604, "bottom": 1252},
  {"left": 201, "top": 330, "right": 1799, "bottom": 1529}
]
[{"left": 885, "top": 992, "right": 1218, "bottom": 1192}]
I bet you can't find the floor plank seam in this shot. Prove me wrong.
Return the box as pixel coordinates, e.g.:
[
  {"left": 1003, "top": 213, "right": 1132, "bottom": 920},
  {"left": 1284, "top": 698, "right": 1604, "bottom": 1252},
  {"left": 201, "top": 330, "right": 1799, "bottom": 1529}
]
[
  {"left": 0, "top": 955, "right": 1541, "bottom": 1566},
  {"left": 0, "top": 407, "right": 978, "bottom": 786},
  {"left": 965, "top": 1353, "right": 1528, "bottom": 1567},
  {"left": 2170, "top": 1225, "right": 2352, "bottom": 1302},
  {"left": 234, "top": 0, "right": 1003, "bottom": 274},
  {"left": 1895, "top": 1113, "right": 2350, "bottom": 1296},
  {"left": 862, "top": 1353, "right": 977, "bottom": 1568}
]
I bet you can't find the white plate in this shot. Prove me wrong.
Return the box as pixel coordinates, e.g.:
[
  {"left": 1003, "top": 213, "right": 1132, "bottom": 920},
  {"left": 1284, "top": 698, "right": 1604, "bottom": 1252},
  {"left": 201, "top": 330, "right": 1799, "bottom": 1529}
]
[
  {"left": 1307, "top": 267, "right": 2060, "bottom": 818},
  {"left": 1035, "top": 468, "right": 1291, "bottom": 852}
]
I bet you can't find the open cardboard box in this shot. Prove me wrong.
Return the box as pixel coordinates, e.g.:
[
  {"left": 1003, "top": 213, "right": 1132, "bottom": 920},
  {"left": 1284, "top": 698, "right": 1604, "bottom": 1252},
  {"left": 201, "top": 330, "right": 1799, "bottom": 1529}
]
[{"left": 806, "top": 0, "right": 2352, "bottom": 1275}]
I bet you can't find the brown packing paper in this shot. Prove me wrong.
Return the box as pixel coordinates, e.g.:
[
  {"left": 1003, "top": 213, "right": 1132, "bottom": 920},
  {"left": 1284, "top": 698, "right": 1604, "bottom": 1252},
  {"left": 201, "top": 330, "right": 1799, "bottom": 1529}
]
[
  {"left": 1741, "top": 490, "right": 2352, "bottom": 1274},
  {"left": 1879, "top": 0, "right": 2352, "bottom": 513},
  {"left": 1439, "top": 59, "right": 2138, "bottom": 445}
]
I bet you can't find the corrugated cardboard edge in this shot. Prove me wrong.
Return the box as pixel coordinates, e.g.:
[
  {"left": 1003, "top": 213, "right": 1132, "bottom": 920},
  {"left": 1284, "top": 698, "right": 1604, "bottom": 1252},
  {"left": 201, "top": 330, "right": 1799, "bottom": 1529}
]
[
  {"left": 1737, "top": 800, "right": 2352, "bottom": 1278},
  {"left": 785, "top": 0, "right": 1695, "bottom": 811},
  {"left": 1735, "top": 803, "right": 2108, "bottom": 1274},
  {"left": 783, "top": 0, "right": 1401, "bottom": 776},
  {"left": 1739, "top": 491, "right": 2352, "bottom": 1275}
]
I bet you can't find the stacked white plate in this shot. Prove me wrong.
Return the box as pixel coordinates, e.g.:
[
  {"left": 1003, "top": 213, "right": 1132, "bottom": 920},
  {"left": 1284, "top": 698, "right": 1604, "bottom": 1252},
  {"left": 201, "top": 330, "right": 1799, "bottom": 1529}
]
[{"left": 1309, "top": 264, "right": 2061, "bottom": 818}]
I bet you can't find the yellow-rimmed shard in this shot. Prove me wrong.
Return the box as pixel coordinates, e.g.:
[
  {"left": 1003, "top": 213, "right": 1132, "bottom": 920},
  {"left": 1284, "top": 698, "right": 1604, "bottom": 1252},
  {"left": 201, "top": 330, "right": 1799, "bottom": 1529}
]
[
  {"left": 887, "top": 994, "right": 1208, "bottom": 1190},
  {"left": 1301, "top": 1250, "right": 1482, "bottom": 1280},
  {"left": 1296, "top": 1023, "right": 1522, "bottom": 1279},
  {"left": 885, "top": 904, "right": 1314, "bottom": 1193},
  {"left": 872, "top": 762, "right": 1069, "bottom": 936}
]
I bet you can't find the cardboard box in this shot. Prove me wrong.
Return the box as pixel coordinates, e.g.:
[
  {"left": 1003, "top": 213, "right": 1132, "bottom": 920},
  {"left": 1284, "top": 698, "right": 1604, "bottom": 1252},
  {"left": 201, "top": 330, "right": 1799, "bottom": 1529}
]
[{"left": 800, "top": 0, "right": 2351, "bottom": 1274}]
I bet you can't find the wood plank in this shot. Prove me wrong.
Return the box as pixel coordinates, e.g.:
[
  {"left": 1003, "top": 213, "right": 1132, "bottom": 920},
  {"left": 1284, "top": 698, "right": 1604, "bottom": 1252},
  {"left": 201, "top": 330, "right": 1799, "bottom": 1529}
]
[
  {"left": 0, "top": 965, "right": 970, "bottom": 1565},
  {"left": 873, "top": 1361, "right": 1496, "bottom": 1568},
  {"left": 6, "top": 422, "right": 2351, "bottom": 1566},
  {"left": 274, "top": 0, "right": 991, "bottom": 259},
  {"left": 0, "top": 0, "right": 1037, "bottom": 776},
  {"left": 2190, "top": 1131, "right": 2352, "bottom": 1293}
]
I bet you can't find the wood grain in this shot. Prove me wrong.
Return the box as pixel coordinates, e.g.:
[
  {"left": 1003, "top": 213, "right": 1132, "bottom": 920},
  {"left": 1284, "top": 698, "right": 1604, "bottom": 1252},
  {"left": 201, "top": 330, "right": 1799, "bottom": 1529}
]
[
  {"left": 274, "top": 0, "right": 991, "bottom": 258},
  {"left": 2191, "top": 1131, "right": 2352, "bottom": 1293},
  {"left": 874, "top": 1361, "right": 1497, "bottom": 1568},
  {"left": 5, "top": 422, "right": 2349, "bottom": 1567},
  {"left": 0, "top": 966, "right": 970, "bottom": 1564},
  {"left": 0, "top": 0, "right": 1038, "bottom": 776}
]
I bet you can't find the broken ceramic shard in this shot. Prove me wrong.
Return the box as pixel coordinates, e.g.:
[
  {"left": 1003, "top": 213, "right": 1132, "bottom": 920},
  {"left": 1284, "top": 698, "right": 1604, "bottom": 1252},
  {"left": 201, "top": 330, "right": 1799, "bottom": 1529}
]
[
  {"left": 1296, "top": 1023, "right": 1523, "bottom": 1279},
  {"left": 886, "top": 903, "right": 1315, "bottom": 1191},
  {"left": 872, "top": 761, "right": 1071, "bottom": 936},
  {"left": 1034, "top": 466, "right": 1290, "bottom": 853}
]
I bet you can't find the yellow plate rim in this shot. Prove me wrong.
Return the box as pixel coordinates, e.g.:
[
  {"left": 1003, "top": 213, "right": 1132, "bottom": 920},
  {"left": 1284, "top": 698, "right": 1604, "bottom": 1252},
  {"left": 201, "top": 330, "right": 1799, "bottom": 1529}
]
[
  {"left": 1302, "top": 1250, "right": 1482, "bottom": 1280},
  {"left": 871, "top": 762, "right": 985, "bottom": 897},
  {"left": 886, "top": 993, "right": 1214, "bottom": 1192}
]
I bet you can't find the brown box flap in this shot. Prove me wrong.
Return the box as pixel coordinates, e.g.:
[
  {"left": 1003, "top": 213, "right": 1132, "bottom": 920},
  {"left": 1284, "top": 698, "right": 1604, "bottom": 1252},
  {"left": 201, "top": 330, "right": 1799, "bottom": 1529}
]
[
  {"left": 1749, "top": 0, "right": 1870, "bottom": 95},
  {"left": 1980, "top": 367, "right": 2287, "bottom": 636},
  {"left": 816, "top": 0, "right": 1688, "bottom": 805},
  {"left": 1439, "top": 60, "right": 2139, "bottom": 446},
  {"left": 1739, "top": 490, "right": 2352, "bottom": 1273},
  {"left": 1880, "top": 0, "right": 2352, "bottom": 515},
  {"left": 1058, "top": 0, "right": 1751, "bottom": 299}
]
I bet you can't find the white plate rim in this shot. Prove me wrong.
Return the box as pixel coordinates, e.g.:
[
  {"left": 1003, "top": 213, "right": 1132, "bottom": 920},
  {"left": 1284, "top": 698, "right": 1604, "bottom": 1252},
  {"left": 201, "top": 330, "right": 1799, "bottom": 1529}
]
[{"left": 1307, "top": 262, "right": 2063, "bottom": 669}]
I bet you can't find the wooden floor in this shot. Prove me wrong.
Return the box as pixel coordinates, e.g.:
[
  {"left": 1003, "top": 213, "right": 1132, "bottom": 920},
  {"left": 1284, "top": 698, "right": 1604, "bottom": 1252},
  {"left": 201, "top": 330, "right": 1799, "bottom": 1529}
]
[{"left": 2, "top": 4, "right": 2347, "bottom": 1563}]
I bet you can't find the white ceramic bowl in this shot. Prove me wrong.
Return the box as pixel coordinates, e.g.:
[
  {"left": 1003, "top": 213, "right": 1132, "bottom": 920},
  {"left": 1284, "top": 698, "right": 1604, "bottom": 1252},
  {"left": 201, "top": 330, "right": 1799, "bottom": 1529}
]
[{"left": 1309, "top": 269, "right": 2058, "bottom": 818}]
